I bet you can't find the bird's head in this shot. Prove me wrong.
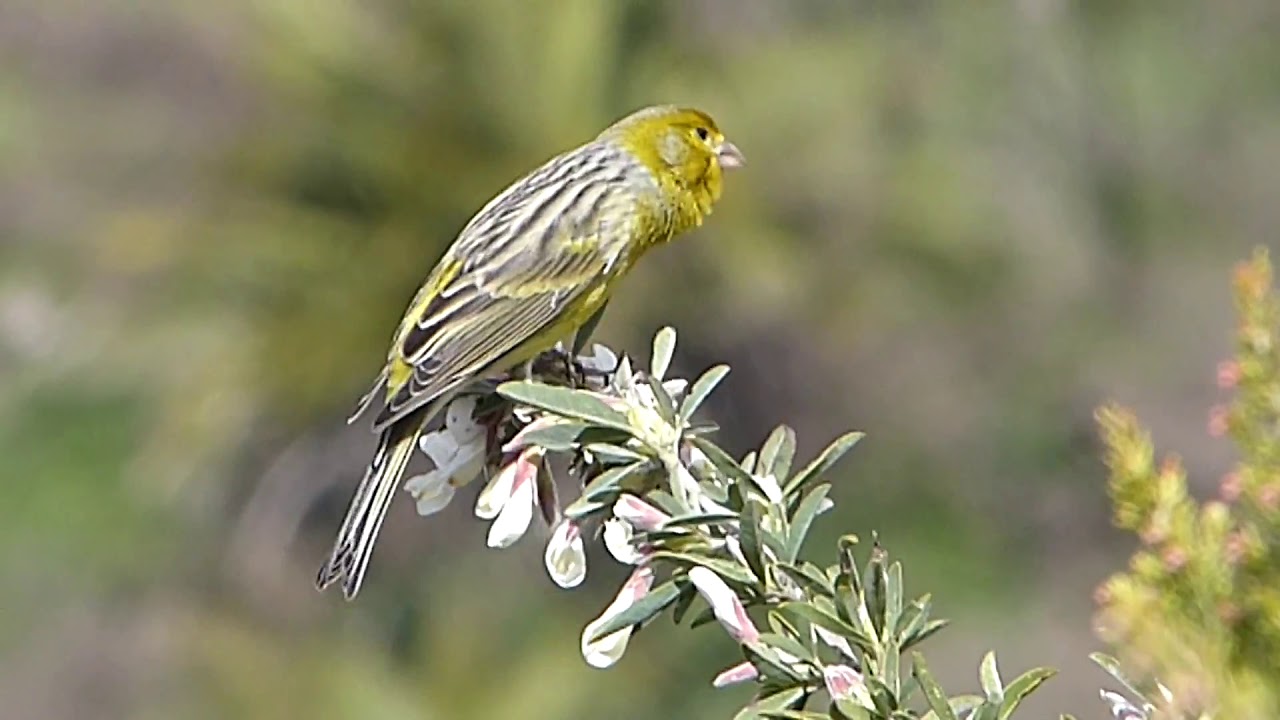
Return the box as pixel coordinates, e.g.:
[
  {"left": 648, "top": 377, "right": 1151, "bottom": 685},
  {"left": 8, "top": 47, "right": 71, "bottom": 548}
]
[{"left": 600, "top": 105, "right": 744, "bottom": 231}]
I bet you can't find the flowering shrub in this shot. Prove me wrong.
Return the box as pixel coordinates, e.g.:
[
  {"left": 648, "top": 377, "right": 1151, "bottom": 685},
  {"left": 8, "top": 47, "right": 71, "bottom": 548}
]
[
  {"left": 1092, "top": 248, "right": 1280, "bottom": 719},
  {"left": 397, "top": 327, "right": 1056, "bottom": 719}
]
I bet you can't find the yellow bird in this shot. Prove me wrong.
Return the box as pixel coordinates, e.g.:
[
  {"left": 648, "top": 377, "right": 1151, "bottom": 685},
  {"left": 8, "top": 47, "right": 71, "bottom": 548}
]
[{"left": 316, "top": 105, "right": 744, "bottom": 599}]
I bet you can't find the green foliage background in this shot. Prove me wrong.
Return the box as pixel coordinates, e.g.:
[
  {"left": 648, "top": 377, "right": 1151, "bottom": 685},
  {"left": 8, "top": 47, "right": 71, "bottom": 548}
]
[{"left": 2, "top": 1, "right": 1277, "bottom": 717}]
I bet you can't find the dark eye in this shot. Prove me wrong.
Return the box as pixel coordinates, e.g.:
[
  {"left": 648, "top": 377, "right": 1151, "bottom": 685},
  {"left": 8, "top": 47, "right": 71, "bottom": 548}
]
[{"left": 695, "top": 127, "right": 710, "bottom": 142}]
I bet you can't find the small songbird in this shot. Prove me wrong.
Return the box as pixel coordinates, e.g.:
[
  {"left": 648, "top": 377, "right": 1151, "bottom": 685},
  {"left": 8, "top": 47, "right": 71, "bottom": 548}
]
[{"left": 316, "top": 105, "right": 744, "bottom": 599}]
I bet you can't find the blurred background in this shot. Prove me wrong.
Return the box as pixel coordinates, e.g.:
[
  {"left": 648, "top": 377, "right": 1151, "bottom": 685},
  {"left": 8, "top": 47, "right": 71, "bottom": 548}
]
[{"left": 3, "top": 0, "right": 1277, "bottom": 717}]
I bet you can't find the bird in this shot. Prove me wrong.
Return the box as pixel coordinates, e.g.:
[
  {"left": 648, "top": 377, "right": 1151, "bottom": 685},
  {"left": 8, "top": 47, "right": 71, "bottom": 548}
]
[{"left": 315, "top": 104, "right": 745, "bottom": 599}]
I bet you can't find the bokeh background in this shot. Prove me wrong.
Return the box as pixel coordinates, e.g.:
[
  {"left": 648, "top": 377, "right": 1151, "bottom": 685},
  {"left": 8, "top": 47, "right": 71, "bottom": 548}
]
[{"left": 3, "top": 1, "right": 1277, "bottom": 718}]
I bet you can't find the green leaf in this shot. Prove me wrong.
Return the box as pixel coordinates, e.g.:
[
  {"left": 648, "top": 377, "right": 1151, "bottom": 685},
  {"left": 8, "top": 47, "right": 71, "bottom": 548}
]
[
  {"left": 979, "top": 651, "right": 1003, "bottom": 701},
  {"left": 904, "top": 619, "right": 949, "bottom": 649},
  {"left": 513, "top": 420, "right": 588, "bottom": 452},
  {"left": 564, "top": 461, "right": 645, "bottom": 519},
  {"left": 582, "top": 442, "right": 647, "bottom": 464},
  {"left": 785, "top": 484, "right": 831, "bottom": 563},
  {"left": 778, "top": 602, "right": 872, "bottom": 651},
  {"left": 761, "top": 712, "right": 829, "bottom": 720},
  {"left": 883, "top": 642, "right": 901, "bottom": 697},
  {"left": 863, "top": 543, "right": 886, "bottom": 639},
  {"left": 679, "top": 364, "right": 730, "bottom": 422},
  {"left": 650, "top": 550, "right": 758, "bottom": 585},
  {"left": 691, "top": 436, "right": 770, "bottom": 498},
  {"left": 650, "top": 326, "right": 677, "bottom": 380},
  {"left": 998, "top": 667, "right": 1056, "bottom": 719},
  {"left": 743, "top": 642, "right": 808, "bottom": 684},
  {"left": 660, "top": 512, "right": 739, "bottom": 530},
  {"left": 759, "top": 425, "right": 797, "bottom": 482},
  {"left": 783, "top": 432, "right": 864, "bottom": 498},
  {"left": 740, "top": 450, "right": 758, "bottom": 475},
  {"left": 1088, "top": 652, "right": 1147, "bottom": 701},
  {"left": 863, "top": 676, "right": 899, "bottom": 716},
  {"left": 586, "top": 580, "right": 682, "bottom": 643},
  {"left": 831, "top": 699, "right": 873, "bottom": 720},
  {"left": 758, "top": 632, "right": 816, "bottom": 664},
  {"left": 970, "top": 702, "right": 1000, "bottom": 720},
  {"left": 733, "top": 687, "right": 807, "bottom": 720},
  {"left": 885, "top": 562, "right": 904, "bottom": 640},
  {"left": 773, "top": 562, "right": 835, "bottom": 598},
  {"left": 497, "top": 381, "right": 632, "bottom": 433},
  {"left": 895, "top": 594, "right": 932, "bottom": 645},
  {"left": 740, "top": 498, "right": 770, "bottom": 584},
  {"left": 921, "top": 696, "right": 985, "bottom": 720},
  {"left": 671, "top": 581, "right": 696, "bottom": 625},
  {"left": 643, "top": 373, "right": 677, "bottom": 419},
  {"left": 912, "top": 653, "right": 957, "bottom": 720}
]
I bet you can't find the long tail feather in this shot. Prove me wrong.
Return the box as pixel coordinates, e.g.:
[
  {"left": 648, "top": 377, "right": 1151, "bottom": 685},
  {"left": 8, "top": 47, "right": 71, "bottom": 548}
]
[{"left": 316, "top": 409, "right": 426, "bottom": 599}]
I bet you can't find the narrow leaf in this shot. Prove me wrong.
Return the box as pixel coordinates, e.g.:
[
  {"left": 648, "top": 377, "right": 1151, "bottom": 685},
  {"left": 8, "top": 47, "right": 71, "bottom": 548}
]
[
  {"left": 513, "top": 420, "right": 588, "bottom": 452},
  {"left": 650, "top": 550, "right": 758, "bottom": 585},
  {"left": 773, "top": 562, "right": 835, "bottom": 598},
  {"left": 904, "top": 619, "right": 949, "bottom": 649},
  {"left": 759, "top": 425, "right": 797, "bottom": 482},
  {"left": 758, "top": 632, "right": 816, "bottom": 664},
  {"left": 778, "top": 602, "right": 870, "bottom": 649},
  {"left": 912, "top": 653, "right": 957, "bottom": 720},
  {"left": 783, "top": 432, "right": 864, "bottom": 498},
  {"left": 921, "top": 696, "right": 985, "bottom": 720},
  {"left": 885, "top": 562, "right": 904, "bottom": 641},
  {"left": 733, "top": 687, "right": 807, "bottom": 720},
  {"left": 979, "top": 651, "right": 1003, "bottom": 701},
  {"left": 586, "top": 580, "right": 682, "bottom": 643},
  {"left": 1088, "top": 652, "right": 1147, "bottom": 701},
  {"left": 997, "top": 668, "right": 1056, "bottom": 720},
  {"left": 740, "top": 498, "right": 770, "bottom": 584},
  {"left": 671, "top": 581, "right": 696, "bottom": 625},
  {"left": 650, "top": 326, "right": 677, "bottom": 381},
  {"left": 785, "top": 484, "right": 831, "bottom": 563},
  {"left": 691, "top": 436, "right": 770, "bottom": 498},
  {"left": 679, "top": 365, "right": 730, "bottom": 422},
  {"left": 498, "top": 381, "right": 631, "bottom": 432},
  {"left": 564, "top": 461, "right": 644, "bottom": 519},
  {"left": 643, "top": 373, "right": 676, "bottom": 419}
]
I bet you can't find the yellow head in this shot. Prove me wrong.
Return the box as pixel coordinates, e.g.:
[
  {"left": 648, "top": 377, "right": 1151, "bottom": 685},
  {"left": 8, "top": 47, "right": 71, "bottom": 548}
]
[{"left": 599, "top": 105, "right": 745, "bottom": 232}]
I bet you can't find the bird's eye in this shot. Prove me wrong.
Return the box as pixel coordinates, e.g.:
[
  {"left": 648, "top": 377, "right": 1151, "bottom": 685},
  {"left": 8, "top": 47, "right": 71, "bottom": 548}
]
[{"left": 695, "top": 127, "right": 710, "bottom": 142}]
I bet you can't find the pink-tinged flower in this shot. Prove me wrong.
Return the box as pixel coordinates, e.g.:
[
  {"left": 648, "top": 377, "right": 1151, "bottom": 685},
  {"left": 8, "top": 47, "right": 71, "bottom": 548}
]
[
  {"left": 823, "top": 664, "right": 872, "bottom": 707},
  {"left": 544, "top": 518, "right": 586, "bottom": 588},
  {"left": 603, "top": 519, "right": 645, "bottom": 565},
  {"left": 1207, "top": 404, "right": 1230, "bottom": 437},
  {"left": 477, "top": 448, "right": 543, "bottom": 548},
  {"left": 1217, "top": 360, "right": 1240, "bottom": 389},
  {"left": 612, "top": 494, "right": 671, "bottom": 532},
  {"left": 688, "top": 567, "right": 759, "bottom": 644},
  {"left": 712, "top": 661, "right": 759, "bottom": 688},
  {"left": 1219, "top": 470, "right": 1243, "bottom": 502},
  {"left": 580, "top": 566, "right": 655, "bottom": 668}
]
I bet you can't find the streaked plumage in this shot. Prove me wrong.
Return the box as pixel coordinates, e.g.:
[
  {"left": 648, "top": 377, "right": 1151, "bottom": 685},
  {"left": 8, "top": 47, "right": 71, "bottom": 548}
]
[{"left": 316, "top": 105, "right": 744, "bottom": 599}]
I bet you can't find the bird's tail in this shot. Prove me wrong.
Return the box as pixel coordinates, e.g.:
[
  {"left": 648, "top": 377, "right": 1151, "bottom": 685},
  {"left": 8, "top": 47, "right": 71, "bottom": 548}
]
[{"left": 316, "top": 410, "right": 427, "bottom": 599}]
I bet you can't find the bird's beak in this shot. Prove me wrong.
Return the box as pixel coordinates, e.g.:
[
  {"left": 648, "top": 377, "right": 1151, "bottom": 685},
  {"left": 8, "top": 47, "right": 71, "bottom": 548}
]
[{"left": 717, "top": 140, "right": 745, "bottom": 170}]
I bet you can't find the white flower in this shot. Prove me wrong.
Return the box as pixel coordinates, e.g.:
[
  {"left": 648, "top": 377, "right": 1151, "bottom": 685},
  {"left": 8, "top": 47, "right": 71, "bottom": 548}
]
[
  {"left": 544, "top": 518, "right": 586, "bottom": 588},
  {"left": 402, "top": 400, "right": 485, "bottom": 516},
  {"left": 712, "top": 661, "right": 759, "bottom": 688},
  {"left": 477, "top": 448, "right": 543, "bottom": 548},
  {"left": 823, "top": 664, "right": 873, "bottom": 708},
  {"left": 688, "top": 567, "right": 759, "bottom": 644},
  {"left": 634, "top": 378, "right": 689, "bottom": 408},
  {"left": 404, "top": 474, "right": 457, "bottom": 516},
  {"left": 578, "top": 343, "right": 619, "bottom": 374},
  {"left": 612, "top": 494, "right": 670, "bottom": 532},
  {"left": 444, "top": 396, "right": 483, "bottom": 442},
  {"left": 581, "top": 566, "right": 655, "bottom": 668},
  {"left": 603, "top": 518, "right": 644, "bottom": 564},
  {"left": 818, "top": 497, "right": 835, "bottom": 514}
]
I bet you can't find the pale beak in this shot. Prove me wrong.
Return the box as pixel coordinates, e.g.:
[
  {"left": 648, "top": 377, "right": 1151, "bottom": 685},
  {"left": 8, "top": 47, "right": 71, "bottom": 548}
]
[{"left": 716, "top": 140, "right": 745, "bottom": 170}]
